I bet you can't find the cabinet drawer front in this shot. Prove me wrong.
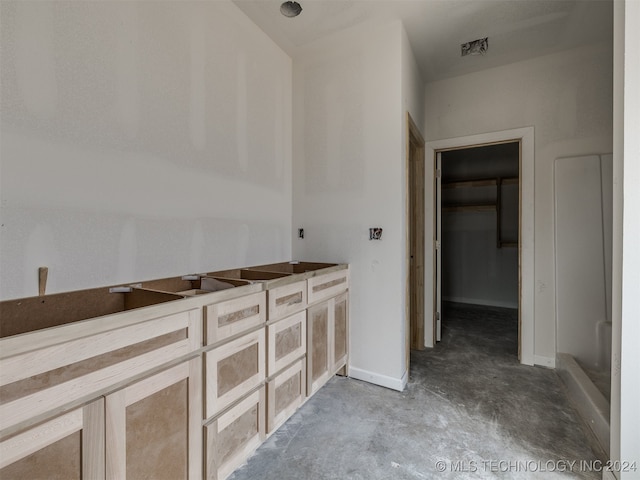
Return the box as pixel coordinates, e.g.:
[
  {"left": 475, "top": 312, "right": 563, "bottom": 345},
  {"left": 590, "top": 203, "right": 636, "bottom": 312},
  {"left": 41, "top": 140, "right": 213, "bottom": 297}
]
[
  {"left": 205, "top": 387, "right": 265, "bottom": 480},
  {"left": 205, "top": 292, "right": 266, "bottom": 345},
  {"left": 266, "top": 358, "right": 305, "bottom": 434},
  {"left": 267, "top": 311, "right": 306, "bottom": 377},
  {"left": 267, "top": 280, "right": 307, "bottom": 321},
  {"left": 307, "top": 269, "right": 349, "bottom": 305},
  {"left": 205, "top": 329, "right": 265, "bottom": 418},
  {"left": 0, "top": 309, "right": 200, "bottom": 434}
]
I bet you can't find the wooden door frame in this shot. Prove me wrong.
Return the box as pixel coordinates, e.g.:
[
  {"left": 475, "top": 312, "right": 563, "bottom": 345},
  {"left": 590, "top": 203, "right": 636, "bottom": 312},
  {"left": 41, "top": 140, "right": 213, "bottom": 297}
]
[
  {"left": 425, "top": 127, "right": 535, "bottom": 366},
  {"left": 405, "top": 112, "right": 426, "bottom": 373}
]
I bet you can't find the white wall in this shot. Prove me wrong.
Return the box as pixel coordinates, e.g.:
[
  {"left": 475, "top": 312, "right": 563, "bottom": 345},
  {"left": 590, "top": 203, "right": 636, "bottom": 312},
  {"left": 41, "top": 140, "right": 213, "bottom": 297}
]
[
  {"left": 292, "top": 20, "right": 424, "bottom": 390},
  {"left": 611, "top": 0, "right": 640, "bottom": 474},
  {"left": 424, "top": 42, "right": 613, "bottom": 364},
  {"left": 554, "top": 154, "right": 612, "bottom": 370},
  {"left": 0, "top": 1, "right": 292, "bottom": 300}
]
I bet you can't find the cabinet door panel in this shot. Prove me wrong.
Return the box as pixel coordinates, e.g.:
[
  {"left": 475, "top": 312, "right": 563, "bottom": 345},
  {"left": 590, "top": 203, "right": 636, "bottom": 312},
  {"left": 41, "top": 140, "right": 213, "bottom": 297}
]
[
  {"left": 106, "top": 359, "right": 202, "bottom": 480},
  {"left": 306, "top": 303, "right": 330, "bottom": 396},
  {"left": 332, "top": 292, "right": 349, "bottom": 375}
]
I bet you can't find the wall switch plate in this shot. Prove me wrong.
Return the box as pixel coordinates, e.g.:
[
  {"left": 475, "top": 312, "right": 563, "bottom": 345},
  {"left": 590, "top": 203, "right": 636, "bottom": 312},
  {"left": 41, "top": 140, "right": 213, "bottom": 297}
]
[
  {"left": 369, "top": 228, "right": 383, "bottom": 240},
  {"left": 298, "top": 228, "right": 304, "bottom": 239}
]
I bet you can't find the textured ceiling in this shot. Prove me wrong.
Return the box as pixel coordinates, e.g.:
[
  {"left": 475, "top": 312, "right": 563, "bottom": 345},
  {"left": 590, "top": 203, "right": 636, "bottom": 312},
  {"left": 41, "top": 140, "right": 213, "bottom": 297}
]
[{"left": 232, "top": 0, "right": 613, "bottom": 82}]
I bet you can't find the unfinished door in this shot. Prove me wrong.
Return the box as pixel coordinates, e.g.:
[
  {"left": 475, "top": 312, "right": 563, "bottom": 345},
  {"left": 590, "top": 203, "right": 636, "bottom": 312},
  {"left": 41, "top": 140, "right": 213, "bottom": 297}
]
[
  {"left": 105, "top": 359, "right": 203, "bottom": 480},
  {"left": 408, "top": 113, "right": 426, "bottom": 353},
  {"left": 0, "top": 400, "right": 104, "bottom": 479}
]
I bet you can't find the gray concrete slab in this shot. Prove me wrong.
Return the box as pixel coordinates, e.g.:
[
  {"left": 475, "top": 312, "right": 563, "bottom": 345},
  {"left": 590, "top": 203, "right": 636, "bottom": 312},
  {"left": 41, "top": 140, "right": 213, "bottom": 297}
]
[{"left": 230, "top": 303, "right": 604, "bottom": 479}]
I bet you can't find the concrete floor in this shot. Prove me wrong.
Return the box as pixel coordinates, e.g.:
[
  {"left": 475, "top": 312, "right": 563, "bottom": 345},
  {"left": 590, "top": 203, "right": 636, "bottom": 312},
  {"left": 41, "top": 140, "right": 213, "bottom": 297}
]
[{"left": 230, "top": 303, "right": 604, "bottom": 479}]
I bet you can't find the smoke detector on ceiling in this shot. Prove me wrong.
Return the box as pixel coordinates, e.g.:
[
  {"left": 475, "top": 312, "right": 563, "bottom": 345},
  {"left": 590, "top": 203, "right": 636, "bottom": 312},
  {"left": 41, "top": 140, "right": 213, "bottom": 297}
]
[
  {"left": 461, "top": 37, "right": 488, "bottom": 56},
  {"left": 280, "top": 1, "right": 302, "bottom": 17}
]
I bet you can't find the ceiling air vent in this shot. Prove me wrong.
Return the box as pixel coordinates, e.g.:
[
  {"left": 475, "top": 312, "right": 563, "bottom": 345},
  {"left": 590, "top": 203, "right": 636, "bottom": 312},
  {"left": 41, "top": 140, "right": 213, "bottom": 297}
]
[{"left": 461, "top": 37, "right": 488, "bottom": 56}]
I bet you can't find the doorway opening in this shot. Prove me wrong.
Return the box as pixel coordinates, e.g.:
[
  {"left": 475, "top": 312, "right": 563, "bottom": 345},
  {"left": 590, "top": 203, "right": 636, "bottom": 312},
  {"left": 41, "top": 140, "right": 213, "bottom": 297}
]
[
  {"left": 426, "top": 127, "right": 534, "bottom": 366},
  {"left": 438, "top": 142, "right": 521, "bottom": 357}
]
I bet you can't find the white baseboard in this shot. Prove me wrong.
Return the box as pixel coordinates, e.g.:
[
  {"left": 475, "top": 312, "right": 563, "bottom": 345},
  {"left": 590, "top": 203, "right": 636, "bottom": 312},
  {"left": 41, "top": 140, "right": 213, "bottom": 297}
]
[
  {"left": 443, "top": 296, "right": 518, "bottom": 310},
  {"left": 534, "top": 355, "right": 556, "bottom": 368},
  {"left": 348, "top": 366, "right": 405, "bottom": 392}
]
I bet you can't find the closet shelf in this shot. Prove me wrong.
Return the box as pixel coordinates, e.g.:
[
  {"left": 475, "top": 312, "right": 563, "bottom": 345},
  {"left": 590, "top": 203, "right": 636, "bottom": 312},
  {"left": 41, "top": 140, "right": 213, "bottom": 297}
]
[
  {"left": 442, "top": 177, "right": 518, "bottom": 189},
  {"left": 442, "top": 204, "right": 496, "bottom": 213},
  {"left": 441, "top": 175, "right": 519, "bottom": 248}
]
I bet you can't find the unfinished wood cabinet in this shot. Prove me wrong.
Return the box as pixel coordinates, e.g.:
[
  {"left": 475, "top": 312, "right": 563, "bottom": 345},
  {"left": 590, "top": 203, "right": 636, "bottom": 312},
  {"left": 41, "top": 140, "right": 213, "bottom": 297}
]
[
  {"left": 267, "top": 310, "right": 306, "bottom": 376},
  {"left": 204, "top": 387, "right": 265, "bottom": 480},
  {"left": 205, "top": 328, "right": 265, "bottom": 418},
  {"left": 0, "top": 261, "right": 348, "bottom": 480},
  {"left": 306, "top": 291, "right": 349, "bottom": 396},
  {"left": 266, "top": 357, "right": 306, "bottom": 434},
  {"left": 105, "top": 359, "right": 202, "bottom": 480},
  {"left": 205, "top": 291, "right": 266, "bottom": 345},
  {"left": 0, "top": 399, "right": 104, "bottom": 479}
]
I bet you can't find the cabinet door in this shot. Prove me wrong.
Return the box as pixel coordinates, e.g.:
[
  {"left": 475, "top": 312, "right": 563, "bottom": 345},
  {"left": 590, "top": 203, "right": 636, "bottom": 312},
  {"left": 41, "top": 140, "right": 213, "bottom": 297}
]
[
  {"left": 105, "top": 359, "right": 202, "bottom": 480},
  {"left": 0, "top": 399, "right": 104, "bottom": 479},
  {"left": 306, "top": 302, "right": 330, "bottom": 396},
  {"left": 331, "top": 292, "right": 349, "bottom": 375}
]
